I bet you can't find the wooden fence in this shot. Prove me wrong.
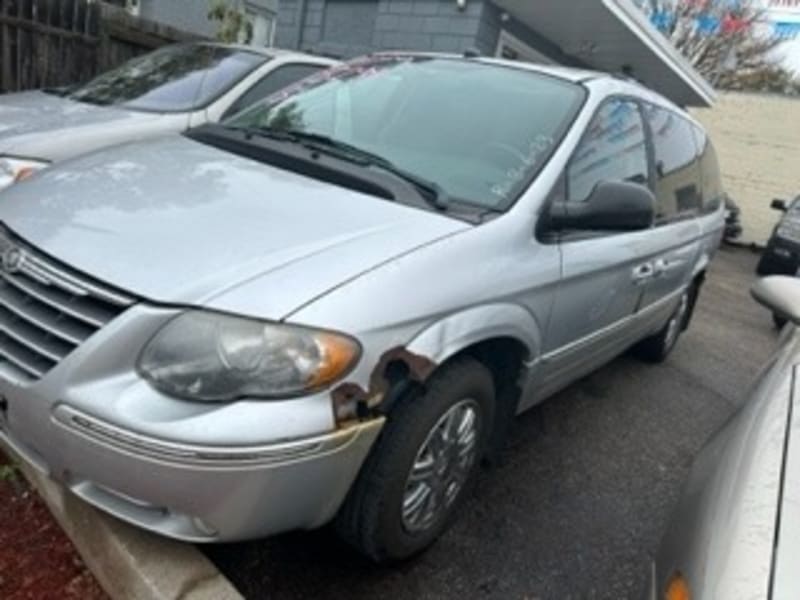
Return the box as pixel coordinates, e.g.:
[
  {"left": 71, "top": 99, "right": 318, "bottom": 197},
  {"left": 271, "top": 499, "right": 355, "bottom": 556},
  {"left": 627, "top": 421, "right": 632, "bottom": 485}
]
[{"left": 0, "top": 0, "right": 203, "bottom": 93}]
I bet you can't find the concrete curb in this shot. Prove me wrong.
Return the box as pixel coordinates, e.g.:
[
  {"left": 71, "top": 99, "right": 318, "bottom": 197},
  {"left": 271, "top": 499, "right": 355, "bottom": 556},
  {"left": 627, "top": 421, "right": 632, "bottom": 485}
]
[{"left": 2, "top": 441, "right": 242, "bottom": 600}]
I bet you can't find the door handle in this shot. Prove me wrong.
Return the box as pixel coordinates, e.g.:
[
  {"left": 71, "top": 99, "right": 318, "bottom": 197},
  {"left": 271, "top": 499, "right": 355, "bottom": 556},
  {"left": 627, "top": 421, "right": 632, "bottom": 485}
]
[
  {"left": 654, "top": 258, "right": 684, "bottom": 277},
  {"left": 632, "top": 262, "right": 654, "bottom": 284}
]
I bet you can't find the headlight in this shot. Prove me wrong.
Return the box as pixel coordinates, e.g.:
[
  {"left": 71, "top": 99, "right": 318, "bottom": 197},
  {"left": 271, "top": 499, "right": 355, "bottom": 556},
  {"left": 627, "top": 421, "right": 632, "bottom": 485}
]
[
  {"left": 137, "top": 311, "right": 361, "bottom": 402},
  {"left": 0, "top": 157, "right": 48, "bottom": 190}
]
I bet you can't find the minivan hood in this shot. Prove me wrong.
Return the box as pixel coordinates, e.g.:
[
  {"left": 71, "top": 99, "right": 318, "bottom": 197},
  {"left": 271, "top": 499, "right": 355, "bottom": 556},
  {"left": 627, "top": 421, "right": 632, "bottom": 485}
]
[
  {"left": 0, "top": 91, "right": 173, "bottom": 160},
  {"left": 0, "top": 135, "right": 469, "bottom": 319}
]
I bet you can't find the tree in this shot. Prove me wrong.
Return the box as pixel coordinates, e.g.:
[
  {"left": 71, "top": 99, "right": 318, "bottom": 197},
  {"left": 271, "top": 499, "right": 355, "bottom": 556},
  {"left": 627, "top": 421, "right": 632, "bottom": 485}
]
[
  {"left": 208, "top": 0, "right": 253, "bottom": 44},
  {"left": 640, "top": 0, "right": 799, "bottom": 93}
]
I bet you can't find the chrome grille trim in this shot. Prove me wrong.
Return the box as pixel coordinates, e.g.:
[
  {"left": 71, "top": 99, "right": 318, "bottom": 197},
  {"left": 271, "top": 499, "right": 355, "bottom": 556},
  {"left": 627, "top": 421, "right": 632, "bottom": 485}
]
[
  {"left": 0, "top": 226, "right": 136, "bottom": 381},
  {"left": 0, "top": 310, "right": 71, "bottom": 362},
  {"left": 0, "top": 270, "right": 114, "bottom": 327},
  {"left": 0, "top": 283, "right": 89, "bottom": 345},
  {"left": 0, "top": 336, "right": 49, "bottom": 378}
]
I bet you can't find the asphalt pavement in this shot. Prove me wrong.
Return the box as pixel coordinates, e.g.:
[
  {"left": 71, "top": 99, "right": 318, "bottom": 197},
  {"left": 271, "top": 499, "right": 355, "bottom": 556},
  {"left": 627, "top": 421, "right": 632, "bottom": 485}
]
[{"left": 207, "top": 245, "right": 779, "bottom": 600}]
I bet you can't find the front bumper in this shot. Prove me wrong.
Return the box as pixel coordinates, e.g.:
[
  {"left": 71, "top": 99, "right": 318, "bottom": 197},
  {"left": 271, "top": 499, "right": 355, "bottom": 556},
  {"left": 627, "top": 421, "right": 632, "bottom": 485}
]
[
  {"left": 1, "top": 403, "right": 383, "bottom": 542},
  {"left": 0, "top": 303, "right": 384, "bottom": 542}
]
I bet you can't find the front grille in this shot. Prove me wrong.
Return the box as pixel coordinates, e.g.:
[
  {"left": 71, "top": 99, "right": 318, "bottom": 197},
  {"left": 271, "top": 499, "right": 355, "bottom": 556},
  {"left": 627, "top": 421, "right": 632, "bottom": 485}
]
[{"left": 0, "top": 227, "right": 135, "bottom": 381}]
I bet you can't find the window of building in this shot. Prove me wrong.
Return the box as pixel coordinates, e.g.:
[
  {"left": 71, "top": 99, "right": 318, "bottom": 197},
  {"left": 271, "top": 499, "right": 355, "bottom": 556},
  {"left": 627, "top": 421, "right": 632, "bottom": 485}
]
[
  {"left": 247, "top": 6, "right": 276, "bottom": 47},
  {"left": 495, "top": 31, "right": 555, "bottom": 65},
  {"left": 567, "top": 98, "right": 649, "bottom": 203}
]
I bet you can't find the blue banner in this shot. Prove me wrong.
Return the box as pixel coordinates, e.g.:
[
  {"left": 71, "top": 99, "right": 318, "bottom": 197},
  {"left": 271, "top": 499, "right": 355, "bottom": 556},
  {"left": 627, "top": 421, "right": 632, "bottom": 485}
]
[
  {"left": 650, "top": 10, "right": 676, "bottom": 32},
  {"left": 696, "top": 14, "right": 721, "bottom": 34},
  {"left": 774, "top": 21, "right": 800, "bottom": 39}
]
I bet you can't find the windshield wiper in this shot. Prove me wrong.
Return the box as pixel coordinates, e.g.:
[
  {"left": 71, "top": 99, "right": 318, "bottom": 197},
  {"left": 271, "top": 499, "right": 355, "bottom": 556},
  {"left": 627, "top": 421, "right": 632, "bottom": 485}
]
[{"left": 237, "top": 126, "right": 450, "bottom": 211}]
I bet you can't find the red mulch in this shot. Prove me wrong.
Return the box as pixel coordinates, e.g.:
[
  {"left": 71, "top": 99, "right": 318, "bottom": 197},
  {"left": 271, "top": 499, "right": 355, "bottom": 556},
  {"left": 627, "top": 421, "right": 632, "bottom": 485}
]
[{"left": 0, "top": 451, "right": 107, "bottom": 600}]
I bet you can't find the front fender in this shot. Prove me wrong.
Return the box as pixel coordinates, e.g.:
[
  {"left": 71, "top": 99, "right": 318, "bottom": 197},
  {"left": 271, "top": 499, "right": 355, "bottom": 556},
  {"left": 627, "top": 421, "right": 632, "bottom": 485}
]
[{"left": 406, "top": 303, "right": 542, "bottom": 365}]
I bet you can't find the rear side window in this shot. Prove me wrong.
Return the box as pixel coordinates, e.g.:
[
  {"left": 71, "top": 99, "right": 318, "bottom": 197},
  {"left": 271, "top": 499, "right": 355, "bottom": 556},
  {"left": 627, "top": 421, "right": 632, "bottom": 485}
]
[
  {"left": 643, "top": 104, "right": 702, "bottom": 222},
  {"left": 692, "top": 125, "right": 724, "bottom": 213},
  {"left": 224, "top": 63, "right": 326, "bottom": 118},
  {"left": 567, "top": 98, "right": 649, "bottom": 203}
]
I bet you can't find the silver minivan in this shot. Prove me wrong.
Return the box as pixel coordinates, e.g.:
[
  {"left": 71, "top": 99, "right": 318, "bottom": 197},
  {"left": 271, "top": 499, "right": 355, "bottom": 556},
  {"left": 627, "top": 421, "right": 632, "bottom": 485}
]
[{"left": 0, "top": 54, "right": 724, "bottom": 562}]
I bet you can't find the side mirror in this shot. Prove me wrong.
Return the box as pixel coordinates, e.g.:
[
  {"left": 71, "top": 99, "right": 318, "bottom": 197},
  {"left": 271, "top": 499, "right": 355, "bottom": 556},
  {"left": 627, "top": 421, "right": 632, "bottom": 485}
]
[
  {"left": 771, "top": 198, "right": 788, "bottom": 212},
  {"left": 550, "top": 181, "right": 655, "bottom": 232},
  {"left": 751, "top": 276, "right": 800, "bottom": 326}
]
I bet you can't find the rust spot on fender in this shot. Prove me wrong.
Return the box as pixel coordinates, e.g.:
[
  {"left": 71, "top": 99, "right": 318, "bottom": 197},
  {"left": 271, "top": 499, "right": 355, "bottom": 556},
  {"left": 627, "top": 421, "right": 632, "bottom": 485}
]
[
  {"left": 331, "top": 382, "right": 369, "bottom": 405},
  {"left": 331, "top": 346, "right": 437, "bottom": 422},
  {"left": 368, "top": 346, "right": 437, "bottom": 392}
]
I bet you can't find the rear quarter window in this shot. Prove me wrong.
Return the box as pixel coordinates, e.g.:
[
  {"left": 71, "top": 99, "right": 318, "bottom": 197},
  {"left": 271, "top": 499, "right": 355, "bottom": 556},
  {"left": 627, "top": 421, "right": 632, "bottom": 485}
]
[
  {"left": 642, "top": 103, "right": 702, "bottom": 223},
  {"left": 692, "top": 125, "right": 725, "bottom": 213}
]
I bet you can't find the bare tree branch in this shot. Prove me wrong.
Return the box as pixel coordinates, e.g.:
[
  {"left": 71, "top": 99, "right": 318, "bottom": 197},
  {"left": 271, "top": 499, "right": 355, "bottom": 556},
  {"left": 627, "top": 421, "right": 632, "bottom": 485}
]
[{"left": 642, "top": 0, "right": 800, "bottom": 93}]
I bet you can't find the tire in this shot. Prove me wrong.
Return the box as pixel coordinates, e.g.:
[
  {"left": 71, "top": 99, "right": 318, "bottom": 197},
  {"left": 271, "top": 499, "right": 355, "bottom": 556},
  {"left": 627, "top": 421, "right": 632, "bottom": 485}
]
[
  {"left": 633, "top": 288, "right": 691, "bottom": 363},
  {"left": 335, "top": 356, "right": 495, "bottom": 563}
]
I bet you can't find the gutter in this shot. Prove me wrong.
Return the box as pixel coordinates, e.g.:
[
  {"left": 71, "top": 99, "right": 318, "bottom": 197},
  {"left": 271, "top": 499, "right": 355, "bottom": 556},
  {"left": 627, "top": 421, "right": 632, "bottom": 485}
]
[{"left": 604, "top": 0, "right": 717, "bottom": 107}]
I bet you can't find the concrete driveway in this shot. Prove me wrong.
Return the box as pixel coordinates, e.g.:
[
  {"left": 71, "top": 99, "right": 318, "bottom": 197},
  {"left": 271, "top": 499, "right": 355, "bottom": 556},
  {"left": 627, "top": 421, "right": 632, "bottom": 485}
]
[{"left": 206, "top": 245, "right": 778, "bottom": 600}]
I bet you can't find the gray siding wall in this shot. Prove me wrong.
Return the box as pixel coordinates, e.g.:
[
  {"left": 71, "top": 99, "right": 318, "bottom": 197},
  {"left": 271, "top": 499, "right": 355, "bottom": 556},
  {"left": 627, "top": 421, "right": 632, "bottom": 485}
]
[
  {"left": 276, "top": 0, "right": 584, "bottom": 66},
  {"left": 277, "top": 0, "right": 486, "bottom": 58},
  {"left": 138, "top": 0, "right": 278, "bottom": 39}
]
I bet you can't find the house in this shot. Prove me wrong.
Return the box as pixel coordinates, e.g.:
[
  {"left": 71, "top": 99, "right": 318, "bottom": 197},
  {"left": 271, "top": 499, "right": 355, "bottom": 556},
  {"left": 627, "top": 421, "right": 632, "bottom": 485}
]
[
  {"left": 275, "top": 0, "right": 715, "bottom": 107},
  {"left": 117, "top": 0, "right": 279, "bottom": 46}
]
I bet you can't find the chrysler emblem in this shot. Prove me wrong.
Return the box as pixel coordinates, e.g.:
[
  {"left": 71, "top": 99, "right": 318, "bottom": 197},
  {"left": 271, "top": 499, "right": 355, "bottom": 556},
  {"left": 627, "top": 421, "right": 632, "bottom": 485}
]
[{"left": 1, "top": 246, "right": 24, "bottom": 274}]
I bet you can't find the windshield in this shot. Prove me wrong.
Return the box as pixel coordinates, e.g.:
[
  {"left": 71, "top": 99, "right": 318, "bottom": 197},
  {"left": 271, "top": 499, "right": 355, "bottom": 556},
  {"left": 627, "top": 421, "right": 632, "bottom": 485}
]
[
  {"left": 68, "top": 44, "right": 268, "bottom": 112},
  {"left": 226, "top": 56, "right": 585, "bottom": 211}
]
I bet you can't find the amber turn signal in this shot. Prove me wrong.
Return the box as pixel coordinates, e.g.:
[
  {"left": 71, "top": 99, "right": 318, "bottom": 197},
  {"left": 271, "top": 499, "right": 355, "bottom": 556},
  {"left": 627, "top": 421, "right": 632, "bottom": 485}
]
[{"left": 664, "top": 572, "right": 690, "bottom": 600}]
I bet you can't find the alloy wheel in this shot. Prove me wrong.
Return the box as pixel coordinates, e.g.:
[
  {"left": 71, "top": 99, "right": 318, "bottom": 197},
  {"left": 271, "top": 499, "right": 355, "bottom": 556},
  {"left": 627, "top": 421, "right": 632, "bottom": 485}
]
[{"left": 401, "top": 399, "right": 480, "bottom": 534}]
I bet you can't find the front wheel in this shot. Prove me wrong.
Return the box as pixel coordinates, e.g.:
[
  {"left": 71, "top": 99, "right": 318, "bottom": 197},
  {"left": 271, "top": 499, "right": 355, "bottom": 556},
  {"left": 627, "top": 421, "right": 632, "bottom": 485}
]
[
  {"left": 335, "top": 357, "right": 495, "bottom": 563},
  {"left": 633, "top": 288, "right": 691, "bottom": 363}
]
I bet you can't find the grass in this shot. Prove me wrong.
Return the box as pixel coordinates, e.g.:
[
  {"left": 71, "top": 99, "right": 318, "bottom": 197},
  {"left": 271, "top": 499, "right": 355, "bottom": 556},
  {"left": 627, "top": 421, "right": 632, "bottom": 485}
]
[{"left": 0, "top": 462, "right": 20, "bottom": 483}]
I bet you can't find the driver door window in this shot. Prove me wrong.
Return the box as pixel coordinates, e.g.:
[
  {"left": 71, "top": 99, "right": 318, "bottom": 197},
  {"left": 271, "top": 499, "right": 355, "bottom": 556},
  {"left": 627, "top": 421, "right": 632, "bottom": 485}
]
[{"left": 567, "top": 98, "right": 650, "bottom": 204}]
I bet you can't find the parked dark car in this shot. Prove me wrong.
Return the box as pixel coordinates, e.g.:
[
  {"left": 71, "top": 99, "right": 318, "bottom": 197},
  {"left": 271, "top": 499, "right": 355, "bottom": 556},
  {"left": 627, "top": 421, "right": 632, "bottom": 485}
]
[{"left": 756, "top": 195, "right": 800, "bottom": 276}]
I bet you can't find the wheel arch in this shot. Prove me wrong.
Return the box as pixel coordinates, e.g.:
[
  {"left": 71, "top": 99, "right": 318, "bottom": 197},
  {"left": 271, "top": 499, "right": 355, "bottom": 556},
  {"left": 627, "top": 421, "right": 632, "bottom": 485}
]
[
  {"left": 401, "top": 304, "right": 542, "bottom": 458},
  {"left": 405, "top": 303, "right": 541, "bottom": 366}
]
